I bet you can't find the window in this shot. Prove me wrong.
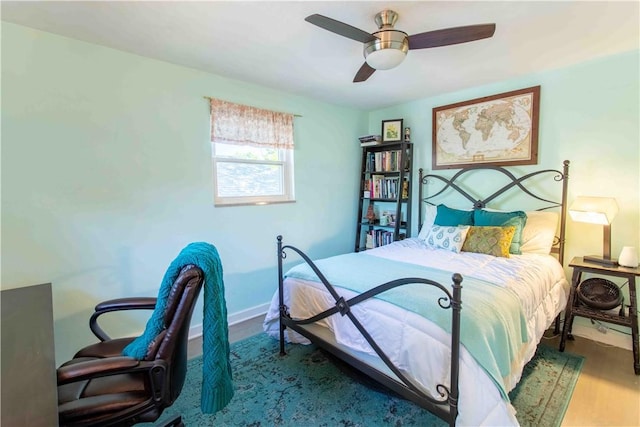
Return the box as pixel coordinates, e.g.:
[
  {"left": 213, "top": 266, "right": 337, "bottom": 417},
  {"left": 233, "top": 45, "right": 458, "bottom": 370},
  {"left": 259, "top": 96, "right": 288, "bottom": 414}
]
[{"left": 209, "top": 98, "right": 295, "bottom": 206}]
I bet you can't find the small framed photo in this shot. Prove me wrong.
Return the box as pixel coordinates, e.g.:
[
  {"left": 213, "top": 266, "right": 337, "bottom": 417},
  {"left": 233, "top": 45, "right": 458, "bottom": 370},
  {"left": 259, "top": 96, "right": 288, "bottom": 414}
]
[{"left": 381, "top": 119, "right": 403, "bottom": 143}]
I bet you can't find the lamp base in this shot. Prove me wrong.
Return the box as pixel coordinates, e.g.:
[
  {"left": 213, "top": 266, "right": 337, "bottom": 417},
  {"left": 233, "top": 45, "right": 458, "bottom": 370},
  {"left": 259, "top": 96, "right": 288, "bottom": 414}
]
[{"left": 583, "top": 255, "right": 619, "bottom": 267}]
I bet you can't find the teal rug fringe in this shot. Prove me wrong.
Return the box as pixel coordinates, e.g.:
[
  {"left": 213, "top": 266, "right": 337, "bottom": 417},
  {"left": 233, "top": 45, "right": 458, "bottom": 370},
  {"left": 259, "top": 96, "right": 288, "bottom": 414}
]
[{"left": 146, "top": 333, "right": 584, "bottom": 427}]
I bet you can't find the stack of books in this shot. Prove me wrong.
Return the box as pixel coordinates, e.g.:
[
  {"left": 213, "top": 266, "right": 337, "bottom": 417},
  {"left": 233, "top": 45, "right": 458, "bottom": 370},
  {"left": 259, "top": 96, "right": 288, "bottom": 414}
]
[{"left": 358, "top": 135, "right": 382, "bottom": 147}]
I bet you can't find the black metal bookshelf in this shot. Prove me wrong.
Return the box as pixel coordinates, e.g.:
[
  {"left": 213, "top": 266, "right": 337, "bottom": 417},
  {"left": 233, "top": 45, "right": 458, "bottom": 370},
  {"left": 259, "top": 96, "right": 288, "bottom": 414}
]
[{"left": 355, "top": 141, "right": 413, "bottom": 252}]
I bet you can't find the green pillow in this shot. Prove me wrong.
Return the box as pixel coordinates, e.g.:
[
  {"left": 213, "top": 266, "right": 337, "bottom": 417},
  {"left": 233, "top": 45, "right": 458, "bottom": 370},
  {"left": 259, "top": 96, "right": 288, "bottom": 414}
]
[
  {"left": 434, "top": 204, "right": 474, "bottom": 226},
  {"left": 462, "top": 226, "right": 516, "bottom": 258},
  {"left": 473, "top": 210, "right": 527, "bottom": 254}
]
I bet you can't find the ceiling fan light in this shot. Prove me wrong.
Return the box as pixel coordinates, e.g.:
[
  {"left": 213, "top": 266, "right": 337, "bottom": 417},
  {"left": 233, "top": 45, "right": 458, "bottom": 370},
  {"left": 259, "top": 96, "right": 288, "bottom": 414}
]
[
  {"left": 364, "top": 30, "right": 408, "bottom": 70},
  {"left": 366, "top": 48, "right": 407, "bottom": 70}
]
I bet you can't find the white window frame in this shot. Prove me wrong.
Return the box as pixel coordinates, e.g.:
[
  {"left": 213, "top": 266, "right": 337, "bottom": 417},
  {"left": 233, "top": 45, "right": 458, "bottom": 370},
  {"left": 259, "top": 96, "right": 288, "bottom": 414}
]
[
  {"left": 212, "top": 142, "right": 295, "bottom": 207},
  {"left": 209, "top": 98, "right": 296, "bottom": 207}
]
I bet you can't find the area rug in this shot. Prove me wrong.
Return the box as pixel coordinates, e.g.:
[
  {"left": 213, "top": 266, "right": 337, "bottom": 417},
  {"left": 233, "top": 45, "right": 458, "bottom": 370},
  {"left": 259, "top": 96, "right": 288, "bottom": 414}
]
[{"left": 147, "top": 333, "right": 584, "bottom": 427}]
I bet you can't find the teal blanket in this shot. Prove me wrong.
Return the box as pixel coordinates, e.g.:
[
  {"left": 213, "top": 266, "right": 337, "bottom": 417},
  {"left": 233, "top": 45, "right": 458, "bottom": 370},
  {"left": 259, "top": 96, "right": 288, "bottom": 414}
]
[
  {"left": 286, "top": 252, "right": 528, "bottom": 399},
  {"left": 122, "top": 242, "right": 233, "bottom": 414}
]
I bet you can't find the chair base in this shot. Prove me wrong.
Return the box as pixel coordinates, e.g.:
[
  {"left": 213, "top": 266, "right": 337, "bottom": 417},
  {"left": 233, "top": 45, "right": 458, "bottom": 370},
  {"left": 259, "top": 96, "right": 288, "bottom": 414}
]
[{"left": 162, "top": 414, "right": 184, "bottom": 427}]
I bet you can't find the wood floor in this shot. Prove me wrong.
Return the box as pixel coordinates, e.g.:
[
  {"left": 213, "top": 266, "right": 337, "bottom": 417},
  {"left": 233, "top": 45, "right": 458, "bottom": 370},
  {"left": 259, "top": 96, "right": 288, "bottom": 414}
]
[
  {"left": 190, "top": 316, "right": 640, "bottom": 426},
  {"left": 542, "top": 333, "right": 640, "bottom": 426}
]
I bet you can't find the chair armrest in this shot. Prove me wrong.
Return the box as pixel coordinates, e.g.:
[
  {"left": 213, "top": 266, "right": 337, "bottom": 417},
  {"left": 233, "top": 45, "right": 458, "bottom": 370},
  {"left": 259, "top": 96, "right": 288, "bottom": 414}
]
[
  {"left": 90, "top": 297, "right": 157, "bottom": 341},
  {"left": 95, "top": 297, "right": 157, "bottom": 312},
  {"left": 57, "top": 356, "right": 141, "bottom": 385}
]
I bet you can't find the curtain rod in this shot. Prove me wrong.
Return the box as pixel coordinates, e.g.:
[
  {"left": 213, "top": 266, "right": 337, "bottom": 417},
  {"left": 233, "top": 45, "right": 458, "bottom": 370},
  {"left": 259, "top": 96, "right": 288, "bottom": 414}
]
[{"left": 203, "top": 96, "right": 302, "bottom": 117}]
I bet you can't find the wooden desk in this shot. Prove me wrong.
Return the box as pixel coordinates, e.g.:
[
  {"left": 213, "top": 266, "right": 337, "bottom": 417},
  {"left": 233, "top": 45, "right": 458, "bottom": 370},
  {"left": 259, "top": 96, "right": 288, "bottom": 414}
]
[
  {"left": 559, "top": 257, "right": 639, "bottom": 375},
  {"left": 1, "top": 283, "right": 58, "bottom": 426}
]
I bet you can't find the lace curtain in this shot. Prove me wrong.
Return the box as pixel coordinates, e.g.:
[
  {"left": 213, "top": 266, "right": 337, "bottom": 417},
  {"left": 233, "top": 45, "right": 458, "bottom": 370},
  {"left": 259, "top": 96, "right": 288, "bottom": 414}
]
[{"left": 209, "top": 98, "right": 294, "bottom": 150}]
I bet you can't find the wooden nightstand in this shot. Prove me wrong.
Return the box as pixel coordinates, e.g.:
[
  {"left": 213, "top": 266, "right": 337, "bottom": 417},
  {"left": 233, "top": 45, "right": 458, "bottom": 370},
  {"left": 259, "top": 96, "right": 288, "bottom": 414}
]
[{"left": 559, "top": 256, "right": 639, "bottom": 375}]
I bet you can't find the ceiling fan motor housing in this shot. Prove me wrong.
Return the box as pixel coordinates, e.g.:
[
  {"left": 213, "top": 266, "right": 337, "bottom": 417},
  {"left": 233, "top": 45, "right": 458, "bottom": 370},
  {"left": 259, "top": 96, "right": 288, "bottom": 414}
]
[
  {"left": 364, "top": 30, "right": 409, "bottom": 70},
  {"left": 364, "top": 10, "right": 408, "bottom": 70}
]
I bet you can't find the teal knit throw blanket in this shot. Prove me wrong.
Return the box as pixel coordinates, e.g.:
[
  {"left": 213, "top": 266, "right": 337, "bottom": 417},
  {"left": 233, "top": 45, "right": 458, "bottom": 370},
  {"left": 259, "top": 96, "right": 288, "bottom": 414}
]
[{"left": 122, "top": 242, "right": 234, "bottom": 413}]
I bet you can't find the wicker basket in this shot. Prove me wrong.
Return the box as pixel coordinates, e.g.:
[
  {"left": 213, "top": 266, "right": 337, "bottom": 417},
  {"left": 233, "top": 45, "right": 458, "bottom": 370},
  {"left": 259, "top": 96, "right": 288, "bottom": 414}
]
[{"left": 577, "top": 278, "right": 622, "bottom": 310}]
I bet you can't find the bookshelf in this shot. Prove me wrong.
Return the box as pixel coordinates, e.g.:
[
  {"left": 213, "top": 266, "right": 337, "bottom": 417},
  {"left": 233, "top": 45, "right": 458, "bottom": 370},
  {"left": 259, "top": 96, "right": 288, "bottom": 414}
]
[{"left": 355, "top": 141, "right": 413, "bottom": 252}]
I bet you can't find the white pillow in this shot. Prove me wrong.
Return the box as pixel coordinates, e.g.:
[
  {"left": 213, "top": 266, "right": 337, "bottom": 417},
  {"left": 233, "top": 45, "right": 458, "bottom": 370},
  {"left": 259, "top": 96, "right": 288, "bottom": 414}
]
[
  {"left": 418, "top": 204, "right": 438, "bottom": 240},
  {"left": 425, "top": 225, "right": 470, "bottom": 253},
  {"left": 520, "top": 211, "right": 559, "bottom": 254}
]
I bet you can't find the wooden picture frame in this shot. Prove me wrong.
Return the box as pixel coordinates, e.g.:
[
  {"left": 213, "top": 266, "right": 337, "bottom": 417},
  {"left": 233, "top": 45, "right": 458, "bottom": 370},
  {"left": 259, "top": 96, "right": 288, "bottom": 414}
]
[
  {"left": 432, "top": 86, "right": 540, "bottom": 169},
  {"left": 381, "top": 119, "right": 403, "bottom": 143}
]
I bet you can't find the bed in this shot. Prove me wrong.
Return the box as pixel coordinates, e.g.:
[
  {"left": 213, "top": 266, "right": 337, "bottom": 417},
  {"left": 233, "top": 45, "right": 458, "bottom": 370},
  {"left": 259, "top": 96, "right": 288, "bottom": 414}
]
[{"left": 264, "top": 160, "right": 570, "bottom": 426}]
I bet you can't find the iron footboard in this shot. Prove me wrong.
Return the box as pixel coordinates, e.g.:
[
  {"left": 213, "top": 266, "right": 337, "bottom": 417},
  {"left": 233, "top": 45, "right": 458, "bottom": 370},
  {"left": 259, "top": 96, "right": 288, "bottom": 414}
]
[{"left": 276, "top": 235, "right": 463, "bottom": 427}]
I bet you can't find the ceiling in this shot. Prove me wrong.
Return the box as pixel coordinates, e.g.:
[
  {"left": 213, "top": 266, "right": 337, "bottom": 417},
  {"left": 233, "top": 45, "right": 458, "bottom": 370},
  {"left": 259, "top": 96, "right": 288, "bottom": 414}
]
[{"left": 2, "top": 1, "right": 638, "bottom": 110}]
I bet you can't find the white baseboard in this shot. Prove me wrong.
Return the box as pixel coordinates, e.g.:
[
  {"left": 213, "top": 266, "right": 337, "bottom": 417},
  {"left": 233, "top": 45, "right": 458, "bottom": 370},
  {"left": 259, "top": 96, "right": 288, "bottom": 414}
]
[
  {"left": 189, "top": 302, "right": 270, "bottom": 340},
  {"left": 570, "top": 323, "right": 632, "bottom": 351}
]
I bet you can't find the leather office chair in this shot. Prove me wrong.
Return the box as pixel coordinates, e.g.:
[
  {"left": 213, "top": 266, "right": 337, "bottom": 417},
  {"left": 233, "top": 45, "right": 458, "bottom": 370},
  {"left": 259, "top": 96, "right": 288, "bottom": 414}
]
[{"left": 57, "top": 264, "right": 204, "bottom": 427}]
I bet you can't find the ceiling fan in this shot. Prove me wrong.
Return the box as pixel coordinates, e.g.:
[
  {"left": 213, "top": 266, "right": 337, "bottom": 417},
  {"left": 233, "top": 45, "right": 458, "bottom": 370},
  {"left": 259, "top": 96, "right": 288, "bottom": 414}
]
[{"left": 305, "top": 10, "right": 496, "bottom": 83}]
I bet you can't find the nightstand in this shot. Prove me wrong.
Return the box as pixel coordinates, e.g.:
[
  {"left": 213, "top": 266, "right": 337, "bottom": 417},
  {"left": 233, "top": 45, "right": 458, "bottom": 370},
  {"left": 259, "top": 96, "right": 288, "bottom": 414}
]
[{"left": 559, "top": 256, "right": 639, "bottom": 375}]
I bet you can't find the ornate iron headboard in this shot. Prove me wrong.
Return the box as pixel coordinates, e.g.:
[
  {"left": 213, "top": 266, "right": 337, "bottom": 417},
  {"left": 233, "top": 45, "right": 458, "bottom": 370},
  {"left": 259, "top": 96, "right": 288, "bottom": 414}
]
[{"left": 418, "top": 160, "right": 570, "bottom": 265}]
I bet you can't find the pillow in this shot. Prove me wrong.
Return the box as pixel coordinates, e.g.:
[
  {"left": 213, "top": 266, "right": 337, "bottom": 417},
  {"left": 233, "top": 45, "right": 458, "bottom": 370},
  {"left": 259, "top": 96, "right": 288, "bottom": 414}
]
[
  {"left": 474, "top": 209, "right": 527, "bottom": 255},
  {"left": 425, "top": 225, "right": 470, "bottom": 253},
  {"left": 434, "top": 204, "right": 474, "bottom": 226},
  {"left": 418, "top": 204, "right": 438, "bottom": 240},
  {"left": 520, "top": 211, "right": 559, "bottom": 254},
  {"left": 462, "top": 226, "right": 516, "bottom": 258}
]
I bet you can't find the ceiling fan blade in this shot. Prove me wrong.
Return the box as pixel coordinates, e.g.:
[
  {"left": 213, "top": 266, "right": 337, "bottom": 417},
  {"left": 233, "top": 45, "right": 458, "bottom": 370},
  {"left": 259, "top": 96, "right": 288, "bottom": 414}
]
[
  {"left": 305, "top": 14, "right": 377, "bottom": 44},
  {"left": 353, "top": 62, "right": 376, "bottom": 83},
  {"left": 408, "top": 24, "right": 496, "bottom": 50}
]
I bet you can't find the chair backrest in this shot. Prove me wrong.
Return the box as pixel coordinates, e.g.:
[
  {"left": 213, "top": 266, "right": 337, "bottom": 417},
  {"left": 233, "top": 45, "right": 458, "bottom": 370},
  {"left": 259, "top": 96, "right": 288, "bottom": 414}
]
[{"left": 143, "top": 264, "right": 204, "bottom": 404}]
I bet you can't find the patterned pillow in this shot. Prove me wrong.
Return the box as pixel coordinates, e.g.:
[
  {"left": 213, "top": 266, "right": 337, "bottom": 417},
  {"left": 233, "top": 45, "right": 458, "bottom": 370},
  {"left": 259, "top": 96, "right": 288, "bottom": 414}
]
[
  {"left": 474, "top": 210, "right": 527, "bottom": 254},
  {"left": 426, "top": 225, "right": 470, "bottom": 253},
  {"left": 462, "top": 226, "right": 516, "bottom": 258}
]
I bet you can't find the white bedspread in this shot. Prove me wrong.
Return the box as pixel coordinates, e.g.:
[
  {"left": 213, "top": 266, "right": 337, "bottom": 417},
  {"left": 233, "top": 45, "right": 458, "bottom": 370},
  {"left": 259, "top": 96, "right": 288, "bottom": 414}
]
[{"left": 264, "top": 238, "right": 569, "bottom": 426}]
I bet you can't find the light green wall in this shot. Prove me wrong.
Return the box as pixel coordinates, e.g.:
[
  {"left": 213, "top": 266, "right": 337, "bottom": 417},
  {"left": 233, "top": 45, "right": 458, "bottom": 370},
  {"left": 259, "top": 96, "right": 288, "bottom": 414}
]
[
  {"left": 369, "top": 50, "right": 640, "bottom": 344},
  {"left": 1, "top": 23, "right": 367, "bottom": 364},
  {"left": 369, "top": 49, "right": 640, "bottom": 260},
  {"left": 3, "top": 21, "right": 639, "bottom": 363}
]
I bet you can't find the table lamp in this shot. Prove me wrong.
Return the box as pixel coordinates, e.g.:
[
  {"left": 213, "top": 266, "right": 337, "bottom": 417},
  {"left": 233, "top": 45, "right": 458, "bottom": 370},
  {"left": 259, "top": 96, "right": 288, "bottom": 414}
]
[{"left": 569, "top": 196, "right": 619, "bottom": 266}]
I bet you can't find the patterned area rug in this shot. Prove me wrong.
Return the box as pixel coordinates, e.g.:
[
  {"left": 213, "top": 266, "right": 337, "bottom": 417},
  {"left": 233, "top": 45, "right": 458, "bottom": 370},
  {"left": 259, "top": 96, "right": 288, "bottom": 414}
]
[{"left": 148, "top": 333, "right": 583, "bottom": 427}]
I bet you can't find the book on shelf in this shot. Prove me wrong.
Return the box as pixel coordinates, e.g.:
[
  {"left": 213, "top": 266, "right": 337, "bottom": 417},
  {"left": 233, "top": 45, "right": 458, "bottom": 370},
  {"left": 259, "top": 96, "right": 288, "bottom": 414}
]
[
  {"left": 366, "top": 150, "right": 403, "bottom": 172},
  {"left": 359, "top": 134, "right": 381, "bottom": 142},
  {"left": 365, "top": 233, "right": 374, "bottom": 249},
  {"left": 359, "top": 134, "right": 381, "bottom": 147},
  {"left": 368, "top": 174, "right": 400, "bottom": 199},
  {"left": 364, "top": 229, "right": 400, "bottom": 249},
  {"left": 360, "top": 140, "right": 381, "bottom": 147}
]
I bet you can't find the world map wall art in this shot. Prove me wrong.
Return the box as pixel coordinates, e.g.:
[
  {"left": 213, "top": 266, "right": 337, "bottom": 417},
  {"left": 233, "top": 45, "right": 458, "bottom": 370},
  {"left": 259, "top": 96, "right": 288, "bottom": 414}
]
[{"left": 432, "top": 86, "right": 540, "bottom": 170}]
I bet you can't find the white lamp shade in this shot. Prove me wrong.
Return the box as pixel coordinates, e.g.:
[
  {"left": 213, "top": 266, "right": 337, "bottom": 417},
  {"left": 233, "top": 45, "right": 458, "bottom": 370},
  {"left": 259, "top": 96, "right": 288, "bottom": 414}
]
[{"left": 569, "top": 196, "right": 618, "bottom": 225}]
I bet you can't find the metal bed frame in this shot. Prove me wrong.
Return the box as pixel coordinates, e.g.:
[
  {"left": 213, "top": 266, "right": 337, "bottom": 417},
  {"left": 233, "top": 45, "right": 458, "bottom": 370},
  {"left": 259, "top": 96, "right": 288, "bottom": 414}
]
[
  {"left": 276, "top": 160, "right": 570, "bottom": 426},
  {"left": 418, "top": 160, "right": 570, "bottom": 266}
]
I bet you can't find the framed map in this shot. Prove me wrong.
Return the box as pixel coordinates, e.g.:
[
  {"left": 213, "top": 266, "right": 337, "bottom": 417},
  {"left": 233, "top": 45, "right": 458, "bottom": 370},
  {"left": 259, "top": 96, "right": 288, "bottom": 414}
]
[{"left": 432, "top": 86, "right": 540, "bottom": 170}]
